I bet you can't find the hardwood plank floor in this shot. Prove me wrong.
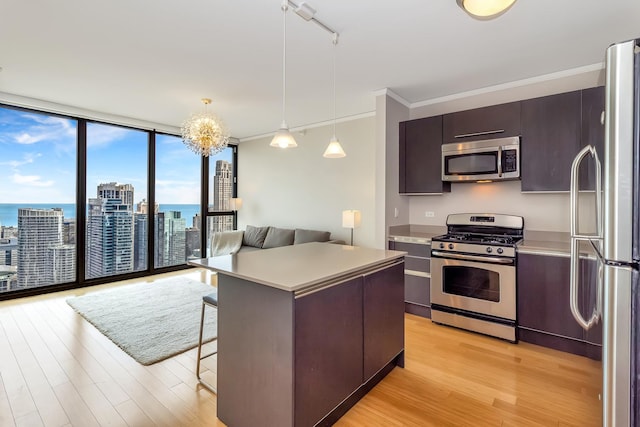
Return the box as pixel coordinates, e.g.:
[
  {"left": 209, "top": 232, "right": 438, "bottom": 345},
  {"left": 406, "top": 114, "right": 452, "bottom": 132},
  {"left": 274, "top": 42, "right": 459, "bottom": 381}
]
[{"left": 0, "top": 270, "right": 602, "bottom": 426}]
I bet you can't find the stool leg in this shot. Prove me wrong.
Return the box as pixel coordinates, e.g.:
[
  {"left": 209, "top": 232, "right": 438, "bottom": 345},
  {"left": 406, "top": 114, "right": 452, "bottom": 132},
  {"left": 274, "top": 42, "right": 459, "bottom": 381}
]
[{"left": 196, "top": 301, "right": 217, "bottom": 394}]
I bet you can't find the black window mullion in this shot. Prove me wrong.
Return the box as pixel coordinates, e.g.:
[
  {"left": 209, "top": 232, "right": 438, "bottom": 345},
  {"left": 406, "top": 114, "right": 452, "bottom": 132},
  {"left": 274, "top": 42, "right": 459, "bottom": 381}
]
[
  {"left": 147, "top": 131, "right": 156, "bottom": 274},
  {"left": 200, "top": 154, "right": 209, "bottom": 258},
  {"left": 76, "top": 120, "right": 87, "bottom": 284}
]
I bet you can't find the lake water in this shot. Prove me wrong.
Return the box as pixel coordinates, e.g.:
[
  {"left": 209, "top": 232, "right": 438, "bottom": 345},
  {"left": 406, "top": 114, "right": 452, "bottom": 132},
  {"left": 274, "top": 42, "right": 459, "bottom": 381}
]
[{"left": 0, "top": 203, "right": 201, "bottom": 228}]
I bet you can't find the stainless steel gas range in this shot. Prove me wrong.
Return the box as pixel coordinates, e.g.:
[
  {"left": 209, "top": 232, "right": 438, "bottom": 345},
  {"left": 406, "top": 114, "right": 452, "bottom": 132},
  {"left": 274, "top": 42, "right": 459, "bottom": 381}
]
[{"left": 430, "top": 213, "right": 524, "bottom": 342}]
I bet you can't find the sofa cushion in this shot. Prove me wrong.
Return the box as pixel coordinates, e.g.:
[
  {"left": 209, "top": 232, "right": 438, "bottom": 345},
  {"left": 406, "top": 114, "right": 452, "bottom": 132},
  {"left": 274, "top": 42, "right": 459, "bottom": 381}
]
[
  {"left": 262, "top": 227, "right": 295, "bottom": 249},
  {"left": 294, "top": 228, "right": 331, "bottom": 244},
  {"left": 243, "top": 225, "right": 269, "bottom": 248}
]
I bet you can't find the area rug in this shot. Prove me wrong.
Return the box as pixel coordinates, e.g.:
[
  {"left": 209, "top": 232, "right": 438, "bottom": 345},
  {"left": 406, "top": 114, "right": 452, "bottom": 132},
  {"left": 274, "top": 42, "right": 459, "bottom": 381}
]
[{"left": 66, "top": 277, "right": 217, "bottom": 365}]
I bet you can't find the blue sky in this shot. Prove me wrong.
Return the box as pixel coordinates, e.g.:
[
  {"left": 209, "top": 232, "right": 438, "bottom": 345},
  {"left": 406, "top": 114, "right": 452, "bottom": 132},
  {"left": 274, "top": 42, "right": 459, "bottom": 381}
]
[{"left": 0, "top": 106, "right": 233, "bottom": 204}]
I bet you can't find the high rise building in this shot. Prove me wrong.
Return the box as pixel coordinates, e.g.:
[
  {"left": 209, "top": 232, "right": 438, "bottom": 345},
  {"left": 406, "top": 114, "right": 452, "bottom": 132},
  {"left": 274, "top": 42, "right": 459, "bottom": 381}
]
[
  {"left": 49, "top": 244, "right": 75, "bottom": 283},
  {"left": 211, "top": 160, "right": 234, "bottom": 232},
  {"left": 16, "top": 208, "right": 64, "bottom": 288},
  {"left": 185, "top": 227, "right": 200, "bottom": 260},
  {"left": 133, "top": 212, "right": 148, "bottom": 271},
  {"left": 86, "top": 196, "right": 134, "bottom": 279},
  {"left": 155, "top": 212, "right": 165, "bottom": 268},
  {"left": 63, "top": 219, "right": 76, "bottom": 244},
  {"left": 98, "top": 182, "right": 135, "bottom": 210},
  {"left": 163, "top": 211, "right": 186, "bottom": 266}
]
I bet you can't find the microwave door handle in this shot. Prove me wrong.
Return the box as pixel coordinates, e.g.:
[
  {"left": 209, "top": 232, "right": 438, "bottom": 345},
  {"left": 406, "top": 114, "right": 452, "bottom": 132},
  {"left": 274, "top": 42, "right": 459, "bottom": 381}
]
[{"left": 497, "top": 146, "right": 503, "bottom": 177}]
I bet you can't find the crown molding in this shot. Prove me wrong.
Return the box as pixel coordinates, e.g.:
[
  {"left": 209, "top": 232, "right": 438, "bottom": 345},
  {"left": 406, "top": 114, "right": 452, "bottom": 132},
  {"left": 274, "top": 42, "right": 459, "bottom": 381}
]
[{"left": 372, "top": 88, "right": 411, "bottom": 108}]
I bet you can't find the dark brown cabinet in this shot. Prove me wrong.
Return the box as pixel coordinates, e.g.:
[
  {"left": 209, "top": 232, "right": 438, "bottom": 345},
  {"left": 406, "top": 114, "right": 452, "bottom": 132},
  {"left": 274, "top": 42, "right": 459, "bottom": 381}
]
[
  {"left": 399, "top": 116, "right": 450, "bottom": 194},
  {"left": 389, "top": 240, "right": 431, "bottom": 318},
  {"left": 521, "top": 90, "right": 582, "bottom": 191},
  {"left": 443, "top": 101, "right": 521, "bottom": 143},
  {"left": 295, "top": 276, "right": 364, "bottom": 427},
  {"left": 517, "top": 253, "right": 602, "bottom": 359},
  {"left": 363, "top": 262, "right": 405, "bottom": 380},
  {"left": 580, "top": 86, "right": 606, "bottom": 190}
]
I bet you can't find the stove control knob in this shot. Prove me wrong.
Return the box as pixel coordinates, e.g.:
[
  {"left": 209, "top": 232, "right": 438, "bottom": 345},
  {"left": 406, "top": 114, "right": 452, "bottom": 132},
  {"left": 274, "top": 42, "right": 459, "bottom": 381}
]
[
  {"left": 439, "top": 243, "right": 445, "bottom": 249},
  {"left": 486, "top": 247, "right": 493, "bottom": 253},
  {"left": 497, "top": 248, "right": 504, "bottom": 254},
  {"left": 448, "top": 243, "right": 454, "bottom": 250}
]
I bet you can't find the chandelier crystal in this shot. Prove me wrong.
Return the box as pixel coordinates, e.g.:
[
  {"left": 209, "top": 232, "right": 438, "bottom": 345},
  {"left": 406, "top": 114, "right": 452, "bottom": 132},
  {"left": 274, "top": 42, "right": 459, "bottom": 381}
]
[{"left": 181, "top": 98, "right": 230, "bottom": 157}]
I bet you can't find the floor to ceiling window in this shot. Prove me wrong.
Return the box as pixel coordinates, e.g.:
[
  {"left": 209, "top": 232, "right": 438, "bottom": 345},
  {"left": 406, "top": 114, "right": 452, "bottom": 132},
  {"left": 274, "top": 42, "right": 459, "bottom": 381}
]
[
  {"left": 0, "top": 107, "right": 77, "bottom": 293},
  {"left": 206, "top": 146, "right": 237, "bottom": 256},
  {"left": 154, "top": 133, "right": 202, "bottom": 268},
  {"left": 0, "top": 103, "right": 238, "bottom": 299}
]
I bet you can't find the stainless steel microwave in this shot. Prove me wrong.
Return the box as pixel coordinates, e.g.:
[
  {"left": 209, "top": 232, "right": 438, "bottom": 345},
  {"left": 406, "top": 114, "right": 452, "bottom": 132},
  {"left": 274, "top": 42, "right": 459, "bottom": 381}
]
[{"left": 441, "top": 136, "right": 520, "bottom": 182}]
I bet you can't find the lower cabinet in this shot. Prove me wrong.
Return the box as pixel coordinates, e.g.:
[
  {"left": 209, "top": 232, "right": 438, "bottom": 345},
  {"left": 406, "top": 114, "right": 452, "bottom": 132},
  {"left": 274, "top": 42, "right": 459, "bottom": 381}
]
[
  {"left": 294, "top": 260, "right": 405, "bottom": 426},
  {"left": 517, "top": 253, "right": 602, "bottom": 359},
  {"left": 389, "top": 240, "right": 432, "bottom": 318}
]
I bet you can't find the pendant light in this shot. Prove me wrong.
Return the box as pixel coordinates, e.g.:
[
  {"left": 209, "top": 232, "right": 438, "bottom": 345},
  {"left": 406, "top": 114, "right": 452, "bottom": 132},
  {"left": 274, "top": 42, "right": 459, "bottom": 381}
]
[
  {"left": 270, "top": 1, "right": 298, "bottom": 148},
  {"left": 456, "top": 0, "right": 517, "bottom": 20},
  {"left": 323, "top": 34, "right": 346, "bottom": 158}
]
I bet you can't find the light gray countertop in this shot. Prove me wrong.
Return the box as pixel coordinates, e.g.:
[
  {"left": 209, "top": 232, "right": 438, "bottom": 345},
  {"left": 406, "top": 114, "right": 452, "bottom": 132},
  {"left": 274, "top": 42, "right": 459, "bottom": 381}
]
[
  {"left": 189, "top": 242, "right": 406, "bottom": 293},
  {"left": 388, "top": 225, "right": 577, "bottom": 257}
]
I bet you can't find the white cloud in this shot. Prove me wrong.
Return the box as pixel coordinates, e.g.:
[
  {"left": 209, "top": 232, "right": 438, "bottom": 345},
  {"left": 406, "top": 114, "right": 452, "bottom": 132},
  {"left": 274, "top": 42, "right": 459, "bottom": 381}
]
[
  {"left": 11, "top": 173, "right": 55, "bottom": 187},
  {"left": 12, "top": 114, "right": 76, "bottom": 146},
  {"left": 0, "top": 153, "right": 41, "bottom": 168},
  {"left": 86, "top": 125, "right": 133, "bottom": 148}
]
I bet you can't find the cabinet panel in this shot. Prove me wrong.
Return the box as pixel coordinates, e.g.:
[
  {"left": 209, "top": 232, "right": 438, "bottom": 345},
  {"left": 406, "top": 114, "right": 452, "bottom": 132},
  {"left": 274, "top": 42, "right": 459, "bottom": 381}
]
[
  {"left": 521, "top": 90, "right": 582, "bottom": 191},
  {"left": 405, "top": 256, "right": 430, "bottom": 273},
  {"left": 392, "top": 241, "right": 431, "bottom": 258},
  {"left": 363, "top": 262, "right": 405, "bottom": 380},
  {"left": 295, "top": 277, "right": 364, "bottom": 427},
  {"left": 443, "top": 101, "right": 521, "bottom": 143},
  {"left": 405, "top": 273, "right": 430, "bottom": 306},
  {"left": 517, "top": 253, "right": 583, "bottom": 340},
  {"left": 399, "top": 116, "right": 450, "bottom": 194},
  {"left": 580, "top": 86, "right": 606, "bottom": 190}
]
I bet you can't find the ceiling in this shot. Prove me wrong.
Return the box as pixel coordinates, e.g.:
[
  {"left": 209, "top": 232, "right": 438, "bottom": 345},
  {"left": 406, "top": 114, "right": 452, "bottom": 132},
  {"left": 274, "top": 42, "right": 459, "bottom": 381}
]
[{"left": 2, "top": 0, "right": 639, "bottom": 140}]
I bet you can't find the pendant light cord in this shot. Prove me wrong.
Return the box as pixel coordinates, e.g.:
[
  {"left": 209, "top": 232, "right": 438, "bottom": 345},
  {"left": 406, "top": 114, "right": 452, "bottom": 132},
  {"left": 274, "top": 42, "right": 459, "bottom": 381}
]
[
  {"left": 281, "top": 1, "right": 288, "bottom": 125},
  {"left": 332, "top": 35, "right": 338, "bottom": 137}
]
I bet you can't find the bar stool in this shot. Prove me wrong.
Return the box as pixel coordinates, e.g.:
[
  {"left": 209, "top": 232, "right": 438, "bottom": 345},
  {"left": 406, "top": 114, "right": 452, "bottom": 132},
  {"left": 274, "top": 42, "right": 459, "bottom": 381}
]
[{"left": 196, "top": 292, "right": 218, "bottom": 393}]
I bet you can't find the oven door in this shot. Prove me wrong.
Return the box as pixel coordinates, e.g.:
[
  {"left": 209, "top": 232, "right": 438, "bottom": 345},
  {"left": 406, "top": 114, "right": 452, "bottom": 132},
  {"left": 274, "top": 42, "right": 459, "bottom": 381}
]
[{"left": 430, "top": 254, "right": 516, "bottom": 320}]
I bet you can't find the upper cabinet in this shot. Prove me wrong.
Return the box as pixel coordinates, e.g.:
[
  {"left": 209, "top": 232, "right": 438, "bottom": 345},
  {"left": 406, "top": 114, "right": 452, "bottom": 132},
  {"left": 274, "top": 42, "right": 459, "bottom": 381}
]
[
  {"left": 399, "top": 115, "right": 451, "bottom": 194},
  {"left": 521, "top": 90, "right": 582, "bottom": 192},
  {"left": 580, "top": 86, "right": 606, "bottom": 190},
  {"left": 443, "top": 101, "right": 521, "bottom": 143}
]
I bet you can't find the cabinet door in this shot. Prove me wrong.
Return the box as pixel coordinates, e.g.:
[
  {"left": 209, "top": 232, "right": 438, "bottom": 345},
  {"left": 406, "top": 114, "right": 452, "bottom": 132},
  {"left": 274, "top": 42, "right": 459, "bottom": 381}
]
[
  {"left": 405, "top": 273, "right": 430, "bottom": 306},
  {"left": 294, "top": 277, "right": 363, "bottom": 427},
  {"left": 517, "top": 253, "right": 583, "bottom": 340},
  {"left": 521, "top": 91, "right": 582, "bottom": 191},
  {"left": 363, "top": 262, "right": 404, "bottom": 381},
  {"left": 580, "top": 86, "right": 606, "bottom": 190},
  {"left": 443, "top": 101, "right": 521, "bottom": 143},
  {"left": 399, "top": 116, "right": 450, "bottom": 194}
]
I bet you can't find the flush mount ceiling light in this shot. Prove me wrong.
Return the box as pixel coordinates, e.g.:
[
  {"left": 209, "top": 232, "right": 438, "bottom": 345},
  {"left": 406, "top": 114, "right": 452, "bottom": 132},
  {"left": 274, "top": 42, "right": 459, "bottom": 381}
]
[
  {"left": 181, "top": 98, "right": 230, "bottom": 157},
  {"left": 456, "top": 0, "right": 517, "bottom": 19},
  {"left": 323, "top": 34, "right": 346, "bottom": 159},
  {"left": 270, "top": 1, "right": 298, "bottom": 149}
]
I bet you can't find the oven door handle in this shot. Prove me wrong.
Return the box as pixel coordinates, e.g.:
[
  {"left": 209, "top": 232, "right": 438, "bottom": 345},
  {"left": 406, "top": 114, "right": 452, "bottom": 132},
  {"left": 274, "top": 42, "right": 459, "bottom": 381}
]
[{"left": 431, "top": 251, "right": 514, "bottom": 265}]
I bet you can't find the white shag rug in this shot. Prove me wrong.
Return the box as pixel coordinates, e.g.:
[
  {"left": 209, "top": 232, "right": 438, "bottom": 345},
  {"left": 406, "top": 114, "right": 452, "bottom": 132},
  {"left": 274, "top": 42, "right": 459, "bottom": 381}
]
[{"left": 66, "top": 277, "right": 217, "bottom": 365}]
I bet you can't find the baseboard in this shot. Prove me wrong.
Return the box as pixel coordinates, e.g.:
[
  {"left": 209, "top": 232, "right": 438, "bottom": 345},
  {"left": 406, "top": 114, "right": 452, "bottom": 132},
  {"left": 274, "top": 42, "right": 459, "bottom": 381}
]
[{"left": 405, "top": 302, "right": 431, "bottom": 319}]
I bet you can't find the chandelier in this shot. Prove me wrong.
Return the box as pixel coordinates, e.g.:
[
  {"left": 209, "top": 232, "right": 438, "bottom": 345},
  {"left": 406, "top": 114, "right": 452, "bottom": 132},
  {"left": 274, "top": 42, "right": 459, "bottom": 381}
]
[{"left": 181, "top": 98, "right": 230, "bottom": 156}]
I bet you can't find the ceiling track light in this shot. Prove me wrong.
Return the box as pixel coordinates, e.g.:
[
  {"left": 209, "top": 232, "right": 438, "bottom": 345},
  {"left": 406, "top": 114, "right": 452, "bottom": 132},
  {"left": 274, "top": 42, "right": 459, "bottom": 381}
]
[{"left": 456, "top": 0, "right": 517, "bottom": 20}]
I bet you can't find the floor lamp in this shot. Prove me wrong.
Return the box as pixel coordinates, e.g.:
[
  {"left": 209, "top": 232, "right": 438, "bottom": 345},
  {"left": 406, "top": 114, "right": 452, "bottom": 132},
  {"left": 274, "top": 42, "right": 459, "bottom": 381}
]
[{"left": 342, "top": 210, "right": 361, "bottom": 246}]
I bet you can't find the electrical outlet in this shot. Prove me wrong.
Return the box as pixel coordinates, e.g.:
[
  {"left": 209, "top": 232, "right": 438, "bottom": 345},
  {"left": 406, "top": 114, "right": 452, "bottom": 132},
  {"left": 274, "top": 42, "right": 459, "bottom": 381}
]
[
  {"left": 425, "top": 211, "right": 435, "bottom": 218},
  {"left": 394, "top": 208, "right": 399, "bottom": 218}
]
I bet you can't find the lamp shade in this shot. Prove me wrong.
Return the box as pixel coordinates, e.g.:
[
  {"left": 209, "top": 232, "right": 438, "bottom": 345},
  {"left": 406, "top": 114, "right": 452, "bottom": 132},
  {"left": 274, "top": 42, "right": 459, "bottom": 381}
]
[
  {"left": 342, "top": 210, "right": 361, "bottom": 229},
  {"left": 456, "top": 0, "right": 516, "bottom": 19},
  {"left": 323, "top": 136, "right": 346, "bottom": 158},
  {"left": 270, "top": 122, "right": 298, "bottom": 148},
  {"left": 230, "top": 197, "right": 243, "bottom": 211}
]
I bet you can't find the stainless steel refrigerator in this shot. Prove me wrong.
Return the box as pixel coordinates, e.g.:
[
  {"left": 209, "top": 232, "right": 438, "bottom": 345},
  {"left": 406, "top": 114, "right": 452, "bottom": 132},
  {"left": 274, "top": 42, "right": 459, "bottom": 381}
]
[{"left": 570, "top": 38, "right": 639, "bottom": 427}]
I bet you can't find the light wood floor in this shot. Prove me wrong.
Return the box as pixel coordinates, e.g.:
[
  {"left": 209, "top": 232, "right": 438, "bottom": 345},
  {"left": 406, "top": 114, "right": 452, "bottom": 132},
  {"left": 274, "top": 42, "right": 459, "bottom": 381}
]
[{"left": 0, "top": 270, "right": 602, "bottom": 427}]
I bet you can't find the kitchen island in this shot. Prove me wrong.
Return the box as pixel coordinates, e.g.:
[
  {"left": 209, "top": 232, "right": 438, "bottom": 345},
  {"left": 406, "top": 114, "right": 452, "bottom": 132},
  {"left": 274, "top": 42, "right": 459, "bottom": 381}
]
[{"left": 189, "top": 242, "right": 406, "bottom": 427}]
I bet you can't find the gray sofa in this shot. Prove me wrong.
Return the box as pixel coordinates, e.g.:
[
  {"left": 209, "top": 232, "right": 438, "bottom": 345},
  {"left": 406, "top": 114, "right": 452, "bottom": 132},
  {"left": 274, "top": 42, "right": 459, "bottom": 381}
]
[{"left": 210, "top": 225, "right": 340, "bottom": 256}]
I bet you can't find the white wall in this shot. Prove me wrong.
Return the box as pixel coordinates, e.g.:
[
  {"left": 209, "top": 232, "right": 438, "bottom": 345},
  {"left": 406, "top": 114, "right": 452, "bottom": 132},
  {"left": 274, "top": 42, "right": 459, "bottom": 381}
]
[{"left": 238, "top": 116, "right": 378, "bottom": 248}]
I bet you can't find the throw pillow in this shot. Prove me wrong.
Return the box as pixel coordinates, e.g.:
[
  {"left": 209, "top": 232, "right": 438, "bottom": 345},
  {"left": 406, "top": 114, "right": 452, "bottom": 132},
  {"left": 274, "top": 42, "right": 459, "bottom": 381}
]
[
  {"left": 294, "top": 228, "right": 330, "bottom": 244},
  {"left": 243, "top": 225, "right": 269, "bottom": 248},
  {"left": 262, "top": 227, "right": 295, "bottom": 249}
]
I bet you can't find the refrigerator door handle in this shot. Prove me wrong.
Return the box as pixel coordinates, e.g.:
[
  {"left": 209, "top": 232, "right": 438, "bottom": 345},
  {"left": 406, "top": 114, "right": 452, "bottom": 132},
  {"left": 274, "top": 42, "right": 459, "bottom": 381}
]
[{"left": 569, "top": 145, "right": 603, "bottom": 330}]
